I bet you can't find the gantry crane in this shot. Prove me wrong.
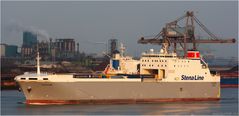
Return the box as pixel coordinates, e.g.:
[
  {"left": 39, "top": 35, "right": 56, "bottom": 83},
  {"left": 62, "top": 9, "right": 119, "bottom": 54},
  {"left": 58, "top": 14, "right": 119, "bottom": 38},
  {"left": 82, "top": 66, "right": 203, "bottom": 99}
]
[{"left": 138, "top": 11, "right": 236, "bottom": 57}]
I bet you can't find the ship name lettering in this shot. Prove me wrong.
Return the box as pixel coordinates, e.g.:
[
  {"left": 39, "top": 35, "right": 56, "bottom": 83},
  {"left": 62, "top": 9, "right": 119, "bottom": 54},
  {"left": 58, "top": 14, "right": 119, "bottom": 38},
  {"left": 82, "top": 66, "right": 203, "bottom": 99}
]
[{"left": 181, "top": 75, "right": 204, "bottom": 80}]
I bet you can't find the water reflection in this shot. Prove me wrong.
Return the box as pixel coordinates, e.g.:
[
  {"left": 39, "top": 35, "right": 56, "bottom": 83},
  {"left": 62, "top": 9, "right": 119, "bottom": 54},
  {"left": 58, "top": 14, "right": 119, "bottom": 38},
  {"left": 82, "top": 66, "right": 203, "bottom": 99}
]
[{"left": 1, "top": 88, "right": 238, "bottom": 115}]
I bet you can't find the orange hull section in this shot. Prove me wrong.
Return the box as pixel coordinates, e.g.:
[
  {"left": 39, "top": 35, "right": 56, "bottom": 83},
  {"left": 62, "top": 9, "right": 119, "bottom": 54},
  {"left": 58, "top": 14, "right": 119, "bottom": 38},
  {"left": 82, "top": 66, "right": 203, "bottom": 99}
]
[{"left": 26, "top": 98, "right": 220, "bottom": 105}]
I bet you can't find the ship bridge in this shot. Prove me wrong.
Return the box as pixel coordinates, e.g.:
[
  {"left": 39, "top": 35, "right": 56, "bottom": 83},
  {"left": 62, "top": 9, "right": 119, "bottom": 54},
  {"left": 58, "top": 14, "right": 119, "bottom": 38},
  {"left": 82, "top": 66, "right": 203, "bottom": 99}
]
[{"left": 141, "top": 49, "right": 177, "bottom": 58}]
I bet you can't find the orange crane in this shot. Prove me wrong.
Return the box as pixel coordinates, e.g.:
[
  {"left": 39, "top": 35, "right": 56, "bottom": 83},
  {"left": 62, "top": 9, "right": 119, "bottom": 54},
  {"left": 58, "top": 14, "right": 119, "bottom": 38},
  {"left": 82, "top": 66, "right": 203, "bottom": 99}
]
[{"left": 138, "top": 11, "right": 236, "bottom": 57}]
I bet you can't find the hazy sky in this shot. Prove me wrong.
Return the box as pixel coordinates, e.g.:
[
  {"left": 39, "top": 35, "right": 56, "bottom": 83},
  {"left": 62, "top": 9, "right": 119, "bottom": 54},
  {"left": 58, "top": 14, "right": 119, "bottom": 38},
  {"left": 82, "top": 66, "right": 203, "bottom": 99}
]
[{"left": 1, "top": 1, "right": 238, "bottom": 58}]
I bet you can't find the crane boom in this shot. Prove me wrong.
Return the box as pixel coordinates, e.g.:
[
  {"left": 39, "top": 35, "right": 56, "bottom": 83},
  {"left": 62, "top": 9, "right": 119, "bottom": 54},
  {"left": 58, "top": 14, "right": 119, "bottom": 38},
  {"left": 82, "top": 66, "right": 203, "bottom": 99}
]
[
  {"left": 138, "top": 11, "right": 236, "bottom": 57},
  {"left": 138, "top": 38, "right": 236, "bottom": 44}
]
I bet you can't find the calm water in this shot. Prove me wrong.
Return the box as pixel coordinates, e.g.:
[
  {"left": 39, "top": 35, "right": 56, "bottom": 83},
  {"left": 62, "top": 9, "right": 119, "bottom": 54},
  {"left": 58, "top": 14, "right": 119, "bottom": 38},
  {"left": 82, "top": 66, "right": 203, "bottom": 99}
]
[{"left": 1, "top": 88, "right": 238, "bottom": 115}]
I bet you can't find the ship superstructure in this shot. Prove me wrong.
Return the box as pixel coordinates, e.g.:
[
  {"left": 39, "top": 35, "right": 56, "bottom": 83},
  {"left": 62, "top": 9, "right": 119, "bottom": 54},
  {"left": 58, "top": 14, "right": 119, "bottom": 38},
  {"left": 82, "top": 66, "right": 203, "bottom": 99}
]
[{"left": 103, "top": 43, "right": 140, "bottom": 75}]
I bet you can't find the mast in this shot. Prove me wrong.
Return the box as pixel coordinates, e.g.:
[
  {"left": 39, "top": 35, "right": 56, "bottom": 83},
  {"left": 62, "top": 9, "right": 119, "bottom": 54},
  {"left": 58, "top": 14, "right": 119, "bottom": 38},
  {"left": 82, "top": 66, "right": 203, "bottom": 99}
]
[
  {"left": 36, "top": 52, "right": 41, "bottom": 75},
  {"left": 36, "top": 42, "right": 41, "bottom": 75},
  {"left": 120, "top": 43, "right": 125, "bottom": 57}
]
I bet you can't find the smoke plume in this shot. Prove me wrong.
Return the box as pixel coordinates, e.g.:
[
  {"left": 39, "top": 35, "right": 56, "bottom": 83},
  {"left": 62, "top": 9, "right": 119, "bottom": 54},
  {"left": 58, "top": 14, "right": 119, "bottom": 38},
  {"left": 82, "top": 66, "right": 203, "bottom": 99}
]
[{"left": 5, "top": 20, "right": 50, "bottom": 40}]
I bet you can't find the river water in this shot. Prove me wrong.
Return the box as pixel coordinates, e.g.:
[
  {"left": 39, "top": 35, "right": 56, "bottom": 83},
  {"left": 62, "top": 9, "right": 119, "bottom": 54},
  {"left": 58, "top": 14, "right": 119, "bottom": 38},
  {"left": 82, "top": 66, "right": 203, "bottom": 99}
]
[{"left": 1, "top": 88, "right": 238, "bottom": 115}]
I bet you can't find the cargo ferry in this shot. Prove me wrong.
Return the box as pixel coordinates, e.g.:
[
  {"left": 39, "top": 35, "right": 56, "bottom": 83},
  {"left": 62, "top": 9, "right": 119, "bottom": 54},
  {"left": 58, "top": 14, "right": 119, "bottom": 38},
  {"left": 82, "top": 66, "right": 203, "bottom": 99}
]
[{"left": 15, "top": 43, "right": 220, "bottom": 105}]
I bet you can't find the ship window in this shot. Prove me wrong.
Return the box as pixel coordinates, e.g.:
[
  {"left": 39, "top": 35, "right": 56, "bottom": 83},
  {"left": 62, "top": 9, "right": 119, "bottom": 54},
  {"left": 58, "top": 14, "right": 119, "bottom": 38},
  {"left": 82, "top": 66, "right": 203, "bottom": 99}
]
[
  {"left": 74, "top": 75, "right": 82, "bottom": 78},
  {"left": 174, "top": 65, "right": 175, "bottom": 67},
  {"left": 161, "top": 65, "right": 163, "bottom": 67},
  {"left": 165, "top": 65, "right": 167, "bottom": 67},
  {"left": 43, "top": 78, "right": 48, "bottom": 80},
  {"left": 20, "top": 78, "right": 26, "bottom": 80},
  {"left": 29, "top": 78, "right": 37, "bottom": 80}
]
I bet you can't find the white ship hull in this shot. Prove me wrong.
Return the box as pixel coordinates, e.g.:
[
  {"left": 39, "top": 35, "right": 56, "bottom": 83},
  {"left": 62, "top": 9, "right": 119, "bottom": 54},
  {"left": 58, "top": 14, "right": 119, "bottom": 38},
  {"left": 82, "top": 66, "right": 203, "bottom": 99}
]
[{"left": 17, "top": 79, "right": 220, "bottom": 105}]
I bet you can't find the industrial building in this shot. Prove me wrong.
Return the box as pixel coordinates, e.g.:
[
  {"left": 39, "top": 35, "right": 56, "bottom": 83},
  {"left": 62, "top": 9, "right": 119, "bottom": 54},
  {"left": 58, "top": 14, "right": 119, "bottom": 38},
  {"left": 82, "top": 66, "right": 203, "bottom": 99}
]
[
  {"left": 55, "top": 38, "right": 76, "bottom": 59},
  {"left": 38, "top": 40, "right": 50, "bottom": 60},
  {"left": 1, "top": 44, "right": 6, "bottom": 57},
  {"left": 1, "top": 44, "right": 18, "bottom": 58},
  {"left": 21, "top": 31, "right": 37, "bottom": 57},
  {"left": 108, "top": 39, "right": 118, "bottom": 56}
]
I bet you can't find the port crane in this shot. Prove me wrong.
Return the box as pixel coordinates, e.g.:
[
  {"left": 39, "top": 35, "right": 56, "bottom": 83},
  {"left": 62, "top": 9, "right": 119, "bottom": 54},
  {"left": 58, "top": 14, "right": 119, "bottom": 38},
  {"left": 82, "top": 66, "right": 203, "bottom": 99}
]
[{"left": 138, "top": 11, "right": 236, "bottom": 57}]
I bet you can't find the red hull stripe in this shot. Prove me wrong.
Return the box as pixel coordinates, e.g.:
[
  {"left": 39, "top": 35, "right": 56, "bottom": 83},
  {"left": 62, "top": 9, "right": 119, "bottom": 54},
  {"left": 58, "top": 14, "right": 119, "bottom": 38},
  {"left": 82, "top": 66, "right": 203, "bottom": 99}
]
[
  {"left": 221, "top": 84, "right": 239, "bottom": 88},
  {"left": 26, "top": 98, "right": 220, "bottom": 105}
]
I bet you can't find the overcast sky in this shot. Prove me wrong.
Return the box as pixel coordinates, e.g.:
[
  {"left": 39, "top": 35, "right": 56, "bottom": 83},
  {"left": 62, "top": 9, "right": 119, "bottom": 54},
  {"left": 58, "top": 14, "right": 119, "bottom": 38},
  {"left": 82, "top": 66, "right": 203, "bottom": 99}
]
[{"left": 1, "top": 1, "right": 238, "bottom": 58}]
